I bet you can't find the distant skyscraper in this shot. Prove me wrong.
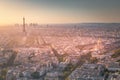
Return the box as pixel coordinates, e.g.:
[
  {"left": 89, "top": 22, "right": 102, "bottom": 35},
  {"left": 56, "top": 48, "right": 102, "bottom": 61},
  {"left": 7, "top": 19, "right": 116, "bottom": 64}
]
[{"left": 23, "top": 17, "right": 26, "bottom": 33}]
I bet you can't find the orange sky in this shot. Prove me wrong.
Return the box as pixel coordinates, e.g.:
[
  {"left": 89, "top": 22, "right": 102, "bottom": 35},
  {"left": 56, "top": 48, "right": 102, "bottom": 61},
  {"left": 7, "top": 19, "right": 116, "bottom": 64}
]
[{"left": 0, "top": 0, "right": 120, "bottom": 26}]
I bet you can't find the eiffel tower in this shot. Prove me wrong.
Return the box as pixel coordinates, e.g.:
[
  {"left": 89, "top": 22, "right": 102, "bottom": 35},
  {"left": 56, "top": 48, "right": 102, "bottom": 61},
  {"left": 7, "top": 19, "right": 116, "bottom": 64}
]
[{"left": 23, "top": 17, "right": 26, "bottom": 33}]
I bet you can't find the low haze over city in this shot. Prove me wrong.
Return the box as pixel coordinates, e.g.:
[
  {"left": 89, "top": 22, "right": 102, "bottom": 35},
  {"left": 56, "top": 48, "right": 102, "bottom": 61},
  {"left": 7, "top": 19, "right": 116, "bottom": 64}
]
[{"left": 0, "top": 0, "right": 120, "bottom": 80}]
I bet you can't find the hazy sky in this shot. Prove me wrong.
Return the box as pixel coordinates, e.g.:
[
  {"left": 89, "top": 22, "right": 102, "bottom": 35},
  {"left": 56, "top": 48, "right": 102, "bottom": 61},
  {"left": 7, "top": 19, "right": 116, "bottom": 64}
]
[{"left": 0, "top": 0, "right": 120, "bottom": 25}]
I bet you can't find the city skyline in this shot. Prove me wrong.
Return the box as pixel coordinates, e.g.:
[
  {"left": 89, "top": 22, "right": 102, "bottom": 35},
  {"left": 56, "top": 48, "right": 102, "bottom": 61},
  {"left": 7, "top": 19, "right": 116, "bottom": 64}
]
[{"left": 0, "top": 0, "right": 120, "bottom": 26}]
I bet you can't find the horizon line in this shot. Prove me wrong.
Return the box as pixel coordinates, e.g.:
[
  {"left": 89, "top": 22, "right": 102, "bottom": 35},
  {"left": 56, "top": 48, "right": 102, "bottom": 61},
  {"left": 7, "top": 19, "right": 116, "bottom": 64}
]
[{"left": 1, "top": 22, "right": 120, "bottom": 27}]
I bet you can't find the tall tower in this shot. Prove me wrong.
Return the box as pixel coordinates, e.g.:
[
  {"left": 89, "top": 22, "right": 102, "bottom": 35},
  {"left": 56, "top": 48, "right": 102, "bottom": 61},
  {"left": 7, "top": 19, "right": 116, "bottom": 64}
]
[{"left": 23, "top": 17, "right": 26, "bottom": 33}]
